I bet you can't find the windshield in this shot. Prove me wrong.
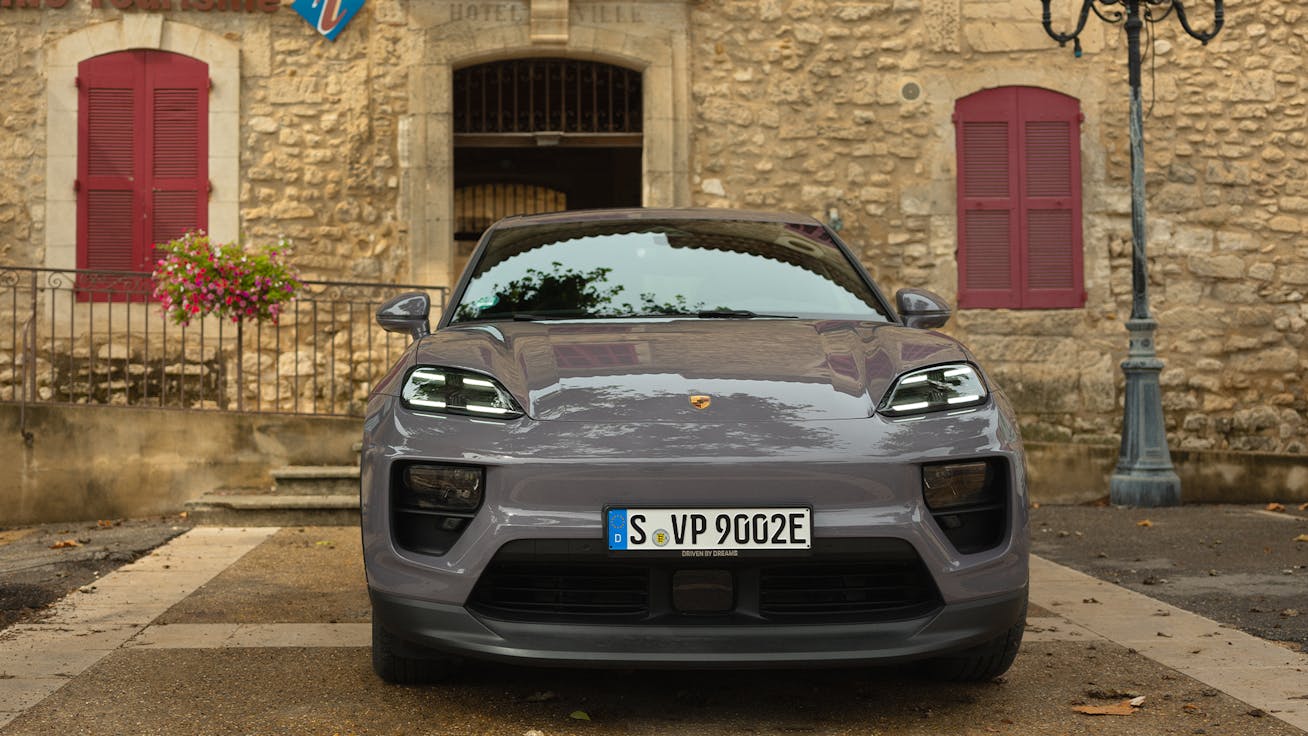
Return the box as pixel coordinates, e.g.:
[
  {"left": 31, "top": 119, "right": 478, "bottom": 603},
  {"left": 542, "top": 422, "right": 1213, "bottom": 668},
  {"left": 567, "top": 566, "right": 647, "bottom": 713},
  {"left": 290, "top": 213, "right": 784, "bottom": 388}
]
[{"left": 448, "top": 219, "right": 890, "bottom": 324}]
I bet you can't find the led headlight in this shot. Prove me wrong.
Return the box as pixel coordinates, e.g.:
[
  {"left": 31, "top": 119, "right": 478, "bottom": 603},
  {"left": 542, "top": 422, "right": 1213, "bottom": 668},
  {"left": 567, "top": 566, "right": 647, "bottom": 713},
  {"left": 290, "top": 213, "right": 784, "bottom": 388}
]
[
  {"left": 402, "top": 366, "right": 524, "bottom": 419},
  {"left": 878, "top": 363, "right": 988, "bottom": 417}
]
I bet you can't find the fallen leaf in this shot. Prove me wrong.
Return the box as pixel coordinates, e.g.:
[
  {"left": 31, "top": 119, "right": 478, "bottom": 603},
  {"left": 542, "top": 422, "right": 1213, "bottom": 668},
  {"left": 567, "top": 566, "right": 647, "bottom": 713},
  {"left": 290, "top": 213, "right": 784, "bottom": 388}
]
[
  {"left": 1267, "top": 502, "right": 1286, "bottom": 512},
  {"left": 1073, "top": 700, "right": 1136, "bottom": 716},
  {"left": 50, "top": 539, "right": 80, "bottom": 549},
  {"left": 1136, "top": 520, "right": 1153, "bottom": 528},
  {"left": 96, "top": 520, "right": 113, "bottom": 527},
  {"left": 314, "top": 540, "right": 335, "bottom": 548},
  {"left": 178, "top": 511, "right": 189, "bottom": 519},
  {"left": 1299, "top": 502, "right": 1308, "bottom": 512},
  {"left": 1294, "top": 534, "right": 1308, "bottom": 543},
  {"left": 1129, "top": 696, "right": 1146, "bottom": 707},
  {"left": 1085, "top": 687, "right": 1137, "bottom": 699},
  {"left": 568, "top": 710, "right": 591, "bottom": 721}
]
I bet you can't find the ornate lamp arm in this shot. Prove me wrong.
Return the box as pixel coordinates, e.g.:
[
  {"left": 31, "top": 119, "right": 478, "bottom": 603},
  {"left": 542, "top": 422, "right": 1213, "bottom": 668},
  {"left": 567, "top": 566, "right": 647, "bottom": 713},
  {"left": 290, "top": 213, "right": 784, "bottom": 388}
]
[
  {"left": 1040, "top": 0, "right": 1096, "bottom": 46},
  {"left": 1173, "top": 1, "right": 1225, "bottom": 43}
]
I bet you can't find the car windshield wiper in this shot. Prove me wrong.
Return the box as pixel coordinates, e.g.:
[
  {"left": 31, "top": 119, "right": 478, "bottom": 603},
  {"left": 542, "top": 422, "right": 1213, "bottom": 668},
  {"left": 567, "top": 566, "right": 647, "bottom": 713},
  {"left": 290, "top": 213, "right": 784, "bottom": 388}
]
[
  {"left": 505, "top": 310, "right": 594, "bottom": 321},
  {"left": 599, "top": 309, "right": 798, "bottom": 320},
  {"left": 695, "top": 309, "right": 798, "bottom": 319}
]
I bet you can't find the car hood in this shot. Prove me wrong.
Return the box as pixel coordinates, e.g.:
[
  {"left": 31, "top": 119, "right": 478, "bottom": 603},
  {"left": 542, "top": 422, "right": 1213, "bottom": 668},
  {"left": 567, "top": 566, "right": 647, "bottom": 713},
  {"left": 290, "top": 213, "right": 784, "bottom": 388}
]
[{"left": 410, "top": 320, "right": 973, "bottom": 422}]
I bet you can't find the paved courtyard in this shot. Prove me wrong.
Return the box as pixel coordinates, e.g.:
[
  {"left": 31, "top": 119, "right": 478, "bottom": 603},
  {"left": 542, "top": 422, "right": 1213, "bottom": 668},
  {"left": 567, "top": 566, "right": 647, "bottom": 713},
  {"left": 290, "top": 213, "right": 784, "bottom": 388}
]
[{"left": 0, "top": 511, "right": 1305, "bottom": 735}]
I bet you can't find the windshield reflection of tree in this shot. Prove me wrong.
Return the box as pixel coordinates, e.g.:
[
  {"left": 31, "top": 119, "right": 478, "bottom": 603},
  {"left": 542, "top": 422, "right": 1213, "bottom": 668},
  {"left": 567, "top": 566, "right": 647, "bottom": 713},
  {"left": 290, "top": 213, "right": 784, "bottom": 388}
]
[
  {"left": 511, "top": 386, "right": 839, "bottom": 456},
  {"left": 455, "top": 262, "right": 708, "bottom": 322}
]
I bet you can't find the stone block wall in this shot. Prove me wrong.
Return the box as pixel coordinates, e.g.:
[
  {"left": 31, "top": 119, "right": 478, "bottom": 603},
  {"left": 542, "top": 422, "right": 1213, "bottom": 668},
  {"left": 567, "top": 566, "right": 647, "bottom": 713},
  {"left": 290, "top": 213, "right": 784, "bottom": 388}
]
[
  {"left": 238, "top": 4, "right": 411, "bottom": 281},
  {"left": 0, "top": 16, "right": 46, "bottom": 266},
  {"left": 1, "top": 0, "right": 1305, "bottom": 460},
  {"left": 0, "top": 3, "right": 411, "bottom": 284},
  {"left": 688, "top": 0, "right": 1307, "bottom": 456}
]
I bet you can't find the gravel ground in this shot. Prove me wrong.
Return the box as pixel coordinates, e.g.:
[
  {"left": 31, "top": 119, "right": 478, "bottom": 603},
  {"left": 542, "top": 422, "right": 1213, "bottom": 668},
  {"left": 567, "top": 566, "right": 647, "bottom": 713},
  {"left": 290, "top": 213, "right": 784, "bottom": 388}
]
[
  {"left": 0, "top": 516, "right": 191, "bottom": 630},
  {"left": 1030, "top": 503, "right": 1308, "bottom": 650},
  {"left": 7, "top": 641, "right": 1300, "bottom": 736}
]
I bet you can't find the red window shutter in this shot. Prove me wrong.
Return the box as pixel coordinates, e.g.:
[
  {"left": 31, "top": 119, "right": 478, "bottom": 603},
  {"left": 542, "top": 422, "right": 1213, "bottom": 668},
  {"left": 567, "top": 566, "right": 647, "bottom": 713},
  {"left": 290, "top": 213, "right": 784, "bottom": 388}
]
[
  {"left": 78, "top": 50, "right": 208, "bottom": 300},
  {"left": 955, "top": 87, "right": 1084, "bottom": 310},
  {"left": 78, "top": 52, "right": 142, "bottom": 275},
  {"left": 1019, "top": 93, "right": 1084, "bottom": 308},
  {"left": 84, "top": 190, "right": 135, "bottom": 271},
  {"left": 146, "top": 52, "right": 208, "bottom": 266},
  {"left": 955, "top": 88, "right": 1021, "bottom": 308}
]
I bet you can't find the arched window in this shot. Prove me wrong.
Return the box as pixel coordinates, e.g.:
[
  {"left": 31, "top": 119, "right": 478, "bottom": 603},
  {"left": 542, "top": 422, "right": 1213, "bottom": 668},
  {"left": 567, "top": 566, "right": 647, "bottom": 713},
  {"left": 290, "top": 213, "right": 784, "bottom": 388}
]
[
  {"left": 453, "top": 58, "right": 642, "bottom": 138},
  {"left": 954, "top": 86, "right": 1085, "bottom": 309},
  {"left": 78, "top": 50, "right": 208, "bottom": 287}
]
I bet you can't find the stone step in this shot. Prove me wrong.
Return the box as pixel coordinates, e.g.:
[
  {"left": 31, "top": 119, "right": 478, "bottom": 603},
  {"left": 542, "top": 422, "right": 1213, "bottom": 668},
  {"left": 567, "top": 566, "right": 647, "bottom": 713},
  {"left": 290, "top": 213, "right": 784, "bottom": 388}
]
[
  {"left": 271, "top": 465, "right": 360, "bottom": 496},
  {"left": 185, "top": 492, "right": 359, "bottom": 526}
]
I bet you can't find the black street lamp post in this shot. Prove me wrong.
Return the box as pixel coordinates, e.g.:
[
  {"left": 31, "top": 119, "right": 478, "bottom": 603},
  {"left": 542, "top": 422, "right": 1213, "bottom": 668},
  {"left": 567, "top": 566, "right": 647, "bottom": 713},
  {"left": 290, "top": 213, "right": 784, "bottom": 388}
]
[{"left": 1040, "top": 1, "right": 1224, "bottom": 507}]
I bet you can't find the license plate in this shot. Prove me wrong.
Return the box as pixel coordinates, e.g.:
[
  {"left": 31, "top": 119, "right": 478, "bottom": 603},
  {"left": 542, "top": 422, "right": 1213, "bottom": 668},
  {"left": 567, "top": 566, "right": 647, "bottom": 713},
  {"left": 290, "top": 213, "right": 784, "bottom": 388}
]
[{"left": 606, "top": 508, "right": 811, "bottom": 552}]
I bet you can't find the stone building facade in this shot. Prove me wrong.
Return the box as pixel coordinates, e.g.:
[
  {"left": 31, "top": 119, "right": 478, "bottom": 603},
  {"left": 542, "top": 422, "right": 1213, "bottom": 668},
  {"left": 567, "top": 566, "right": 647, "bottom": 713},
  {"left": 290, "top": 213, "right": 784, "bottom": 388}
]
[{"left": 0, "top": 0, "right": 1305, "bottom": 482}]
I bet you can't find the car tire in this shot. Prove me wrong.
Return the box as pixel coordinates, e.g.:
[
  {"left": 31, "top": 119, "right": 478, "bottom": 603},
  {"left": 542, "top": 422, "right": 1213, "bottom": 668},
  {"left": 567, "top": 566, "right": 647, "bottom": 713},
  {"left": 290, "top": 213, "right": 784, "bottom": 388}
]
[
  {"left": 371, "top": 619, "right": 463, "bottom": 684},
  {"left": 928, "top": 602, "right": 1026, "bottom": 682}
]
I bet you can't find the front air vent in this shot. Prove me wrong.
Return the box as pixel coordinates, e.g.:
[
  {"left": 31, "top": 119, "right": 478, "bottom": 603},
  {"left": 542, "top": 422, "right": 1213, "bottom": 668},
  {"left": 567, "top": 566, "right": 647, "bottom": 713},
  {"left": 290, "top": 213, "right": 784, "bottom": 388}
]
[
  {"left": 467, "top": 538, "right": 943, "bottom": 625},
  {"left": 759, "top": 561, "right": 939, "bottom": 620},
  {"left": 470, "top": 562, "right": 650, "bottom": 619}
]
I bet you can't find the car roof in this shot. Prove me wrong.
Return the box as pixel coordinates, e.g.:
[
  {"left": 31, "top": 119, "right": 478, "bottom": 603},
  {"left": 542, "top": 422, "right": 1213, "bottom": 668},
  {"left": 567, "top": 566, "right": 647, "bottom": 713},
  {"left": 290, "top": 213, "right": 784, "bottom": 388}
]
[{"left": 491, "top": 207, "right": 826, "bottom": 230}]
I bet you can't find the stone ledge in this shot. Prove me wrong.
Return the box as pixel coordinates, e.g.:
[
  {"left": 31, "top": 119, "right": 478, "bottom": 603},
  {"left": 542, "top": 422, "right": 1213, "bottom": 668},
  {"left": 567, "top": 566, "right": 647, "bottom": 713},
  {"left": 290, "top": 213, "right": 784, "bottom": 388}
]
[
  {"left": 270, "top": 466, "right": 360, "bottom": 480},
  {"left": 184, "top": 494, "right": 359, "bottom": 527},
  {"left": 188, "top": 494, "right": 359, "bottom": 511},
  {"left": 1026, "top": 442, "right": 1308, "bottom": 505}
]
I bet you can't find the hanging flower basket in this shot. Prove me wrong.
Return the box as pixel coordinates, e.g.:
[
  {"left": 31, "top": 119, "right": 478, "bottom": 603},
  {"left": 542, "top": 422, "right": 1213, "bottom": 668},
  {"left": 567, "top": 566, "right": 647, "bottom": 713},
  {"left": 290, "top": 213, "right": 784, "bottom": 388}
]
[{"left": 151, "top": 231, "right": 302, "bottom": 327}]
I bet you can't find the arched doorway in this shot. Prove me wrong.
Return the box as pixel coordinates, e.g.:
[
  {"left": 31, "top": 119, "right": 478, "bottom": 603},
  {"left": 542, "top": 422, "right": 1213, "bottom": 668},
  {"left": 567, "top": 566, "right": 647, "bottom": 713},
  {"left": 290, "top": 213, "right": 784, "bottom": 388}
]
[{"left": 452, "top": 58, "right": 643, "bottom": 274}]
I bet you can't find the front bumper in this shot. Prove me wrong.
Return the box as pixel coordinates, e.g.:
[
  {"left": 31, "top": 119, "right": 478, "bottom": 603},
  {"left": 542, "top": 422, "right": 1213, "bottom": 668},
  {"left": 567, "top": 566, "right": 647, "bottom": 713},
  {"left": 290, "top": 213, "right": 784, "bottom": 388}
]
[
  {"left": 370, "top": 584, "right": 1028, "bottom": 668},
  {"left": 362, "top": 393, "right": 1031, "bottom": 668}
]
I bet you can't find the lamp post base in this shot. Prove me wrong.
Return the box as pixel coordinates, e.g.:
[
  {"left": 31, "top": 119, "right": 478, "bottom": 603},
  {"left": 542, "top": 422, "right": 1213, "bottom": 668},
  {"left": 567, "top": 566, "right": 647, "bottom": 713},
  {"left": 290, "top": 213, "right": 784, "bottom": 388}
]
[
  {"left": 1110, "top": 318, "right": 1181, "bottom": 507},
  {"left": 1110, "top": 468, "right": 1181, "bottom": 507}
]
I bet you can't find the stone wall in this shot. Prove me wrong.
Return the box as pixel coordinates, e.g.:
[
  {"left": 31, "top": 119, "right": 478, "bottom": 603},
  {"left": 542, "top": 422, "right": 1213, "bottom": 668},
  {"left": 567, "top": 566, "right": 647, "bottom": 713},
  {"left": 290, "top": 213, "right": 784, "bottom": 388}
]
[
  {"left": 239, "top": 1, "right": 411, "bottom": 281},
  {"left": 1, "top": 0, "right": 1306, "bottom": 462},
  {"left": 0, "top": 403, "right": 359, "bottom": 525},
  {"left": 0, "top": 15, "right": 45, "bottom": 266},
  {"left": 0, "top": 3, "right": 411, "bottom": 284},
  {"left": 688, "top": 0, "right": 1308, "bottom": 456}
]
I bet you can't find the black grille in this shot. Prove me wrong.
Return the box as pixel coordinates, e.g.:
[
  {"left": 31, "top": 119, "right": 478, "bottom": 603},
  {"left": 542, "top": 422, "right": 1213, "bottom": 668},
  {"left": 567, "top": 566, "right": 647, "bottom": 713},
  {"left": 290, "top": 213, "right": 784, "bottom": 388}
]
[
  {"left": 468, "top": 539, "right": 941, "bottom": 625},
  {"left": 470, "top": 562, "right": 649, "bottom": 619},
  {"left": 760, "top": 562, "right": 939, "bottom": 619}
]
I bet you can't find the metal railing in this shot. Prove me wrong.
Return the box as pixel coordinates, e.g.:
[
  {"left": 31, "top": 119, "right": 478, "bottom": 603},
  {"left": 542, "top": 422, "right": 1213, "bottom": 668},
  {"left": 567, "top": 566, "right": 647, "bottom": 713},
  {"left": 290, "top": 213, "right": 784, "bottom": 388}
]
[{"left": 0, "top": 267, "right": 446, "bottom": 417}]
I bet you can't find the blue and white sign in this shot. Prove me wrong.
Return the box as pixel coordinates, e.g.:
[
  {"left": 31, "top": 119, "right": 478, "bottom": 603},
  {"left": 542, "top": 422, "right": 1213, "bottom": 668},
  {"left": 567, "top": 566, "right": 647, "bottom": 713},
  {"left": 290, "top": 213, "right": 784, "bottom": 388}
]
[{"left": 292, "top": 0, "right": 365, "bottom": 42}]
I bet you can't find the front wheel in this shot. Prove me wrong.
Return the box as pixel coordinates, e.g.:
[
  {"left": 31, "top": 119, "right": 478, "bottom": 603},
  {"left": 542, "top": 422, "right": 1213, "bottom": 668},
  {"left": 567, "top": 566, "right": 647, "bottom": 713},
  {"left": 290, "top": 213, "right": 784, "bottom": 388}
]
[
  {"left": 928, "top": 602, "right": 1026, "bottom": 682},
  {"left": 371, "top": 619, "right": 463, "bottom": 684}
]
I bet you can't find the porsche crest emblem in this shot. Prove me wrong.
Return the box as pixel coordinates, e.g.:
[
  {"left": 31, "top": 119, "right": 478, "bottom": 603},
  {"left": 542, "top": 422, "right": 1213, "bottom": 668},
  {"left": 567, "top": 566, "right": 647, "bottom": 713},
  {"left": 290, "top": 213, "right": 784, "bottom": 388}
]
[{"left": 689, "top": 395, "right": 711, "bottom": 410}]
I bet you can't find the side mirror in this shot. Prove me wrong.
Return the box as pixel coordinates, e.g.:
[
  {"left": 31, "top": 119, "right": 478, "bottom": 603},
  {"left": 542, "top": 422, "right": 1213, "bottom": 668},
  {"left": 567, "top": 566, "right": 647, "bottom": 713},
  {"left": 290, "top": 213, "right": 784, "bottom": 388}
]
[
  {"left": 376, "top": 292, "right": 431, "bottom": 339},
  {"left": 895, "top": 288, "right": 951, "bottom": 329}
]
